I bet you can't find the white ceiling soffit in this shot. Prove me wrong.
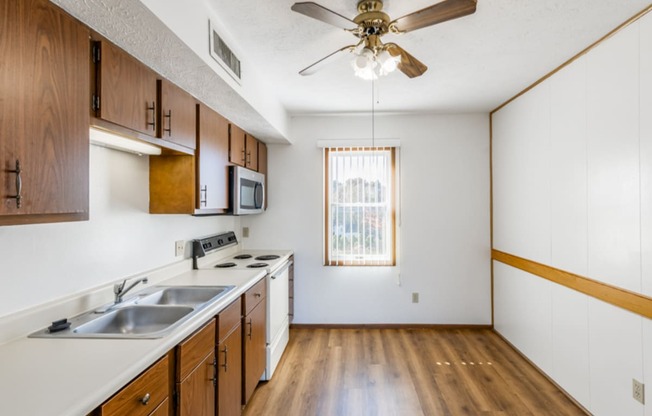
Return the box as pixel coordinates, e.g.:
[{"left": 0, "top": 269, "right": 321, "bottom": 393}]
[
  {"left": 50, "top": 0, "right": 289, "bottom": 143},
  {"left": 206, "top": 0, "right": 652, "bottom": 114}
]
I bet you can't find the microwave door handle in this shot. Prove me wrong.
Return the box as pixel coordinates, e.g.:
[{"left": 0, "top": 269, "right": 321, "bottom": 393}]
[{"left": 254, "top": 182, "right": 264, "bottom": 209}]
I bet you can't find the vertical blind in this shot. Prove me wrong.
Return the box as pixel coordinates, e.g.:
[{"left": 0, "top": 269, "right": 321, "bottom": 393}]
[{"left": 324, "top": 147, "right": 396, "bottom": 266}]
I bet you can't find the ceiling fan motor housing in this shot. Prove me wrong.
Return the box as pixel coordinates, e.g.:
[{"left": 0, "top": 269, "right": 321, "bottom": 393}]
[{"left": 354, "top": 0, "right": 390, "bottom": 39}]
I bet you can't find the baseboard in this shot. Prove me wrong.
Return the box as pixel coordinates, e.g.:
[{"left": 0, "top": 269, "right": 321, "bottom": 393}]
[
  {"left": 290, "top": 323, "right": 494, "bottom": 330},
  {"left": 492, "top": 329, "right": 592, "bottom": 416}
]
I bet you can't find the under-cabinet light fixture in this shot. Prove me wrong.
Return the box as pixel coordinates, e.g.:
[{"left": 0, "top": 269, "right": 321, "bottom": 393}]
[{"left": 89, "top": 128, "right": 162, "bottom": 156}]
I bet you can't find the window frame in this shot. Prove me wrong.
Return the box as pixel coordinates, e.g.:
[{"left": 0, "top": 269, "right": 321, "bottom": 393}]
[{"left": 324, "top": 147, "right": 397, "bottom": 267}]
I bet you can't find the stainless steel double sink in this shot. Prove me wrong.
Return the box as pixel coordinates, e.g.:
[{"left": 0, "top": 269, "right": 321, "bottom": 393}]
[{"left": 30, "top": 285, "right": 235, "bottom": 339}]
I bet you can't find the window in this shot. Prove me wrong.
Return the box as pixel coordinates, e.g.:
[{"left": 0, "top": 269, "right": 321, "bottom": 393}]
[{"left": 324, "top": 147, "right": 396, "bottom": 266}]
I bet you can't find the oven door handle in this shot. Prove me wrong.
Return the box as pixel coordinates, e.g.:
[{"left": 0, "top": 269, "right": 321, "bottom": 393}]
[{"left": 270, "top": 260, "right": 293, "bottom": 280}]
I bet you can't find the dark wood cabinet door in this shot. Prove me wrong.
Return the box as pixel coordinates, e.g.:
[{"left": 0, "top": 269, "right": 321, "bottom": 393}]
[
  {"left": 197, "top": 104, "right": 229, "bottom": 210},
  {"left": 0, "top": 0, "right": 89, "bottom": 223},
  {"left": 177, "top": 350, "right": 216, "bottom": 416},
  {"left": 158, "top": 80, "right": 196, "bottom": 149},
  {"left": 243, "top": 297, "right": 267, "bottom": 405},
  {"left": 257, "top": 142, "right": 267, "bottom": 175},
  {"left": 97, "top": 40, "right": 158, "bottom": 136},
  {"left": 229, "top": 124, "right": 246, "bottom": 167},
  {"left": 245, "top": 135, "right": 258, "bottom": 171},
  {"left": 217, "top": 325, "right": 242, "bottom": 416}
]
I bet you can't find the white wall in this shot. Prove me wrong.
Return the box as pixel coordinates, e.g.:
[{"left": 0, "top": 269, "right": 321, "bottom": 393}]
[
  {"left": 0, "top": 145, "right": 237, "bottom": 318},
  {"left": 241, "top": 113, "right": 491, "bottom": 325},
  {"left": 493, "top": 10, "right": 652, "bottom": 415}
]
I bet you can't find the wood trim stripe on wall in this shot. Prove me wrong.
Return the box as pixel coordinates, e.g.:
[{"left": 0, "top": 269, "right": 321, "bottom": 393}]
[{"left": 492, "top": 249, "right": 652, "bottom": 320}]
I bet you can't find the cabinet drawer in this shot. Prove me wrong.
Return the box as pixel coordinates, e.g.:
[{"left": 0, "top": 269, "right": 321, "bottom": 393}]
[
  {"left": 217, "top": 298, "right": 242, "bottom": 343},
  {"left": 98, "top": 355, "right": 168, "bottom": 416},
  {"left": 149, "top": 398, "right": 169, "bottom": 416},
  {"left": 243, "top": 277, "right": 266, "bottom": 316},
  {"left": 177, "top": 319, "right": 216, "bottom": 381}
]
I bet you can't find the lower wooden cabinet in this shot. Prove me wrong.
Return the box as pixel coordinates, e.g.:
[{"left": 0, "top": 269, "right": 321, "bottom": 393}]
[
  {"left": 149, "top": 398, "right": 169, "bottom": 416},
  {"left": 176, "top": 320, "right": 216, "bottom": 416},
  {"left": 92, "top": 293, "right": 269, "bottom": 416},
  {"left": 94, "top": 355, "right": 169, "bottom": 416},
  {"left": 242, "top": 278, "right": 267, "bottom": 405},
  {"left": 217, "top": 299, "right": 243, "bottom": 416}
]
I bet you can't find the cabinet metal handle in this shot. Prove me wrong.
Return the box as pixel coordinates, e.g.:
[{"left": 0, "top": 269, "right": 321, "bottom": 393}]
[
  {"left": 254, "top": 292, "right": 261, "bottom": 298},
  {"left": 246, "top": 151, "right": 251, "bottom": 165},
  {"left": 140, "top": 393, "right": 151, "bottom": 405},
  {"left": 200, "top": 185, "right": 207, "bottom": 207},
  {"left": 221, "top": 346, "right": 228, "bottom": 372},
  {"left": 146, "top": 101, "right": 156, "bottom": 131},
  {"left": 164, "top": 109, "right": 172, "bottom": 136},
  {"left": 210, "top": 357, "right": 217, "bottom": 387},
  {"left": 247, "top": 318, "right": 253, "bottom": 340},
  {"left": 8, "top": 159, "right": 22, "bottom": 208},
  {"left": 241, "top": 148, "right": 246, "bottom": 164}
]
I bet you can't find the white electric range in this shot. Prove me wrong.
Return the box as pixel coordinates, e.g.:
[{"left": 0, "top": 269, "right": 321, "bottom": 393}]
[{"left": 192, "top": 232, "right": 292, "bottom": 381}]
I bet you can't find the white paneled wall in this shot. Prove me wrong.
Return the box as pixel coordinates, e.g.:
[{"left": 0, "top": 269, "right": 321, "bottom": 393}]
[
  {"left": 551, "top": 284, "right": 590, "bottom": 409},
  {"left": 645, "top": 319, "right": 652, "bottom": 416},
  {"left": 588, "top": 299, "right": 644, "bottom": 416},
  {"left": 641, "top": 13, "right": 652, "bottom": 298},
  {"left": 494, "top": 262, "right": 552, "bottom": 374},
  {"left": 493, "top": 10, "right": 652, "bottom": 415},
  {"left": 493, "top": 84, "right": 551, "bottom": 265},
  {"left": 549, "top": 57, "right": 588, "bottom": 276},
  {"left": 586, "top": 22, "right": 641, "bottom": 293}
]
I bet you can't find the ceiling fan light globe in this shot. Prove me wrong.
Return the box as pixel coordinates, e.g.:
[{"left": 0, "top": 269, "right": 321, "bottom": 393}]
[
  {"left": 354, "top": 65, "right": 377, "bottom": 80},
  {"left": 354, "top": 54, "right": 371, "bottom": 70},
  {"left": 378, "top": 50, "right": 399, "bottom": 73}
]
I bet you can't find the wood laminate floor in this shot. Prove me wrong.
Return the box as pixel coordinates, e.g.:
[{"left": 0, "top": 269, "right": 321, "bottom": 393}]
[{"left": 244, "top": 328, "right": 586, "bottom": 416}]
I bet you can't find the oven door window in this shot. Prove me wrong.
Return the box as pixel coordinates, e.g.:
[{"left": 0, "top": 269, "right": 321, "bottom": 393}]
[{"left": 241, "top": 179, "right": 264, "bottom": 209}]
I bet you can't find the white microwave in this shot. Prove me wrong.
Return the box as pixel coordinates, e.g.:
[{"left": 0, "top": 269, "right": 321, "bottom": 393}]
[{"left": 230, "top": 166, "right": 265, "bottom": 215}]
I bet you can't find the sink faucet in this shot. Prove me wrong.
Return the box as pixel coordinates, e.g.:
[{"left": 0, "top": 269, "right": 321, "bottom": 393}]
[{"left": 114, "top": 277, "right": 148, "bottom": 304}]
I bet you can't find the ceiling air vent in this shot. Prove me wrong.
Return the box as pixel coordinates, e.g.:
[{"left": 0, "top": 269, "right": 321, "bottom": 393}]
[{"left": 209, "top": 20, "right": 241, "bottom": 83}]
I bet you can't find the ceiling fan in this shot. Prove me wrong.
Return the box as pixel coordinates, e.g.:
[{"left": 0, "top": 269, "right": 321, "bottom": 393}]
[{"left": 291, "top": 0, "right": 478, "bottom": 79}]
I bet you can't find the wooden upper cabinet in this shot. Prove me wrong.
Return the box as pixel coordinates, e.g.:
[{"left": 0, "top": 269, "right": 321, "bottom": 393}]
[
  {"left": 94, "top": 40, "right": 158, "bottom": 137},
  {"left": 197, "top": 104, "right": 229, "bottom": 211},
  {"left": 257, "top": 142, "right": 268, "bottom": 176},
  {"left": 158, "top": 80, "right": 196, "bottom": 150},
  {"left": 245, "top": 135, "right": 258, "bottom": 171},
  {"left": 229, "top": 124, "right": 247, "bottom": 167},
  {"left": 0, "top": 0, "right": 89, "bottom": 225}
]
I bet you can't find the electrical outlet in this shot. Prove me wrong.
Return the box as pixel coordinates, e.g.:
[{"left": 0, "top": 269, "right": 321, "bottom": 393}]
[
  {"left": 175, "top": 240, "right": 184, "bottom": 257},
  {"left": 242, "top": 227, "right": 250, "bottom": 238},
  {"left": 633, "top": 379, "right": 645, "bottom": 404},
  {"left": 412, "top": 292, "right": 419, "bottom": 303}
]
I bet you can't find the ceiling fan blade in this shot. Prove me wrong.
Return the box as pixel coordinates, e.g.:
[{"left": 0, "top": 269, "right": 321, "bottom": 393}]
[
  {"left": 390, "top": 0, "right": 477, "bottom": 33},
  {"left": 291, "top": 2, "right": 356, "bottom": 30},
  {"left": 386, "top": 44, "right": 428, "bottom": 78},
  {"left": 299, "top": 45, "right": 357, "bottom": 76}
]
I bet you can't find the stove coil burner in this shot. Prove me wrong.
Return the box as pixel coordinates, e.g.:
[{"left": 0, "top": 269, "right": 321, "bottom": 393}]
[
  {"left": 234, "top": 254, "right": 253, "bottom": 260},
  {"left": 215, "top": 262, "right": 237, "bottom": 268},
  {"left": 255, "top": 255, "right": 280, "bottom": 261},
  {"left": 247, "top": 262, "right": 269, "bottom": 268}
]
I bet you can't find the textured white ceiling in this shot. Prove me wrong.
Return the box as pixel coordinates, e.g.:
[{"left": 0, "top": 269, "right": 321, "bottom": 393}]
[{"left": 207, "top": 0, "right": 652, "bottom": 114}]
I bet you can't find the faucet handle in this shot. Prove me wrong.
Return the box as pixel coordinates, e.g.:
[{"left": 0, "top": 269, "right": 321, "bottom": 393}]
[{"left": 114, "top": 280, "right": 126, "bottom": 294}]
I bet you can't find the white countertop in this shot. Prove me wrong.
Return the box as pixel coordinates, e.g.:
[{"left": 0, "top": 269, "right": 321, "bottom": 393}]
[{"left": 0, "top": 268, "right": 267, "bottom": 416}]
